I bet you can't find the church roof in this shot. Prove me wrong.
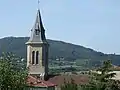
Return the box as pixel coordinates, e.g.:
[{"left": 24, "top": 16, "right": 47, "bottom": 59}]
[
  {"left": 26, "top": 9, "right": 47, "bottom": 44},
  {"left": 27, "top": 75, "right": 56, "bottom": 87}
]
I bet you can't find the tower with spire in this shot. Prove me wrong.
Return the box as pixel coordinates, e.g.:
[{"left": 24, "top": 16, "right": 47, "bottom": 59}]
[{"left": 26, "top": 9, "right": 49, "bottom": 80}]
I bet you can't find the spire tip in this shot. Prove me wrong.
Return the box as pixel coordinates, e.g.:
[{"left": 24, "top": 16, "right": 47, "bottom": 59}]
[{"left": 38, "top": 0, "right": 40, "bottom": 10}]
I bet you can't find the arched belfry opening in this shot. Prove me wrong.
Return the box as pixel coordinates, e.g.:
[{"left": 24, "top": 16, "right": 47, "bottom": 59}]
[
  {"left": 36, "top": 51, "right": 39, "bottom": 64},
  {"left": 32, "top": 51, "right": 35, "bottom": 64}
]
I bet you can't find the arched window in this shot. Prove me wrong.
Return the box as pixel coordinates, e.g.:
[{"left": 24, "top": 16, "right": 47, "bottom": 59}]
[
  {"left": 32, "top": 51, "right": 35, "bottom": 64},
  {"left": 36, "top": 51, "right": 39, "bottom": 64}
]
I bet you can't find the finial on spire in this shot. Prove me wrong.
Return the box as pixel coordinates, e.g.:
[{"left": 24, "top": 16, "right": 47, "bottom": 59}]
[{"left": 38, "top": 0, "right": 40, "bottom": 10}]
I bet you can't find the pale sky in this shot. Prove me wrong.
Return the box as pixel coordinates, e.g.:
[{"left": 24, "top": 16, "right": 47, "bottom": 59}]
[{"left": 0, "top": 0, "right": 120, "bottom": 54}]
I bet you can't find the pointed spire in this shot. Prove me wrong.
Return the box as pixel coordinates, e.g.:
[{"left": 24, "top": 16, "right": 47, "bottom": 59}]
[
  {"left": 34, "top": 9, "right": 43, "bottom": 32},
  {"left": 27, "top": 9, "right": 47, "bottom": 44}
]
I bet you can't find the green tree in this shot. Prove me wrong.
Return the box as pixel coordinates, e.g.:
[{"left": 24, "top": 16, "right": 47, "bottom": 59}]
[
  {"left": 89, "top": 60, "right": 120, "bottom": 90},
  {"left": 0, "top": 52, "right": 28, "bottom": 90}
]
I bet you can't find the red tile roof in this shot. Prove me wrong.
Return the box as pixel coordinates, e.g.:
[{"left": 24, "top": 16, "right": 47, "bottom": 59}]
[
  {"left": 47, "top": 75, "right": 89, "bottom": 86},
  {"left": 27, "top": 75, "right": 56, "bottom": 87},
  {"left": 27, "top": 74, "right": 89, "bottom": 87}
]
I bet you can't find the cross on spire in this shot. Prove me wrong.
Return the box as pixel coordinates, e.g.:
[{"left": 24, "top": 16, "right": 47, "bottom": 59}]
[{"left": 38, "top": 0, "right": 40, "bottom": 9}]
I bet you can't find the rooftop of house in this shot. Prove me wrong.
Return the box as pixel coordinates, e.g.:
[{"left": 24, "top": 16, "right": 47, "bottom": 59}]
[
  {"left": 27, "top": 74, "right": 89, "bottom": 88},
  {"left": 47, "top": 74, "right": 89, "bottom": 87},
  {"left": 27, "top": 75, "right": 56, "bottom": 88}
]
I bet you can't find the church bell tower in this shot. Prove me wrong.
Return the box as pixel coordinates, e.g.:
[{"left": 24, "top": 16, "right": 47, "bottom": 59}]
[{"left": 26, "top": 9, "right": 49, "bottom": 80}]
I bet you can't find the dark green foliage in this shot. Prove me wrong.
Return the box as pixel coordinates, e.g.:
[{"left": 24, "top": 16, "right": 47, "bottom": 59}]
[
  {"left": 1, "top": 52, "right": 26, "bottom": 71},
  {"left": 89, "top": 60, "right": 120, "bottom": 90},
  {"left": 0, "top": 37, "right": 120, "bottom": 67},
  {"left": 0, "top": 52, "right": 28, "bottom": 90}
]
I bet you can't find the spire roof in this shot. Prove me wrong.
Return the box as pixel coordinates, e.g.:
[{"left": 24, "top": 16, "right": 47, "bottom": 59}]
[{"left": 27, "top": 9, "right": 47, "bottom": 44}]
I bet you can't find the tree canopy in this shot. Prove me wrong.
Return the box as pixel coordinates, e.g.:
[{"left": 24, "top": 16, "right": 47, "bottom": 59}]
[{"left": 0, "top": 52, "right": 28, "bottom": 90}]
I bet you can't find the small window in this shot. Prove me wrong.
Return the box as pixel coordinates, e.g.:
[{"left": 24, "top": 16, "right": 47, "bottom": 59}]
[
  {"left": 35, "top": 24, "right": 40, "bottom": 35},
  {"left": 35, "top": 29, "right": 40, "bottom": 35},
  {"left": 36, "top": 51, "right": 39, "bottom": 64},
  {"left": 32, "top": 51, "right": 35, "bottom": 64}
]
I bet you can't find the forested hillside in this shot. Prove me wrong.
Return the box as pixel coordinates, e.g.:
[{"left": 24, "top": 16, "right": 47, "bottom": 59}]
[{"left": 0, "top": 37, "right": 120, "bottom": 66}]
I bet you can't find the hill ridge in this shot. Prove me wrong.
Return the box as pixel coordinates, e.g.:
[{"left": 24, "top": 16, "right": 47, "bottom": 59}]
[{"left": 0, "top": 37, "right": 120, "bottom": 66}]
